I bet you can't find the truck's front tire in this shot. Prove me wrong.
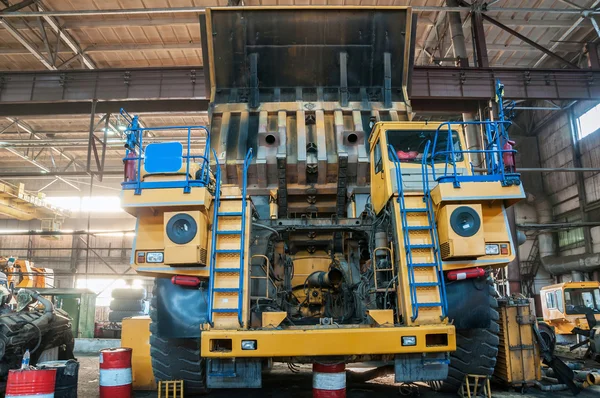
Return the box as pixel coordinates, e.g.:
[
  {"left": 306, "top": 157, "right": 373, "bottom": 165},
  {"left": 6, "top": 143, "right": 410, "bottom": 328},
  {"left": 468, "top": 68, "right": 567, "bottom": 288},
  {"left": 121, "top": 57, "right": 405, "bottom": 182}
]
[
  {"left": 149, "top": 288, "right": 206, "bottom": 394},
  {"left": 430, "top": 279, "right": 499, "bottom": 392}
]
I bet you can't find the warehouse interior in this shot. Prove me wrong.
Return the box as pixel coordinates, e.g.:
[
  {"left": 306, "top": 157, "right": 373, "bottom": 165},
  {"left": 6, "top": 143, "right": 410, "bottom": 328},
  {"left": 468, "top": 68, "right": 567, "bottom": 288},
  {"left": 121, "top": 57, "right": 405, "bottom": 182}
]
[{"left": 1, "top": 0, "right": 600, "bottom": 397}]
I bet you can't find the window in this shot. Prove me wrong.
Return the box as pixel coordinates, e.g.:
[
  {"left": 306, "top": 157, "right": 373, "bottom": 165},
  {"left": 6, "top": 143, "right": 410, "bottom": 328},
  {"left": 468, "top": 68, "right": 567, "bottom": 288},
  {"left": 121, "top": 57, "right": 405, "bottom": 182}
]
[
  {"left": 565, "top": 288, "right": 600, "bottom": 314},
  {"left": 546, "top": 291, "right": 556, "bottom": 309},
  {"left": 576, "top": 103, "right": 600, "bottom": 140},
  {"left": 374, "top": 140, "right": 383, "bottom": 174},
  {"left": 386, "top": 130, "right": 463, "bottom": 163},
  {"left": 556, "top": 291, "right": 564, "bottom": 313},
  {"left": 559, "top": 227, "right": 585, "bottom": 249}
]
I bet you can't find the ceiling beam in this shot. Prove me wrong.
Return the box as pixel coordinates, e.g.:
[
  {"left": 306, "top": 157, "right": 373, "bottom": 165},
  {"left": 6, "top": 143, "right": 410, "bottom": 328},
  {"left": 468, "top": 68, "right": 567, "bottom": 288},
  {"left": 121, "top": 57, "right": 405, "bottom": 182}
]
[
  {"left": 0, "top": 16, "right": 592, "bottom": 30},
  {"left": 481, "top": 13, "right": 580, "bottom": 69},
  {"left": 1, "top": 41, "right": 584, "bottom": 57},
  {"left": 1, "top": 6, "right": 600, "bottom": 18},
  {"left": 36, "top": 2, "right": 96, "bottom": 69},
  {"left": 533, "top": 0, "right": 600, "bottom": 67},
  {"left": 0, "top": 0, "right": 37, "bottom": 13},
  {"left": 0, "top": 18, "right": 56, "bottom": 69}
]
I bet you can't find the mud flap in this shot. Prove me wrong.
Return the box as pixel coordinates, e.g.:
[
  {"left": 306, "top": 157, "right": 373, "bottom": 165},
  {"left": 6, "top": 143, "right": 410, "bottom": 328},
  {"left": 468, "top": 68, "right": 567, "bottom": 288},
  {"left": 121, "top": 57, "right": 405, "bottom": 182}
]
[
  {"left": 206, "top": 358, "right": 262, "bottom": 388},
  {"left": 395, "top": 354, "right": 449, "bottom": 382}
]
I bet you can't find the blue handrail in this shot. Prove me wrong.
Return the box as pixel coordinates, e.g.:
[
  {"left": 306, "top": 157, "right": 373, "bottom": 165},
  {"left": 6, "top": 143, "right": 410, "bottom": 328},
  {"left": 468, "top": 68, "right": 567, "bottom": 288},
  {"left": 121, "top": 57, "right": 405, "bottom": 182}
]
[
  {"left": 428, "top": 120, "right": 519, "bottom": 187},
  {"left": 120, "top": 111, "right": 211, "bottom": 194},
  {"left": 207, "top": 149, "right": 221, "bottom": 327},
  {"left": 388, "top": 145, "right": 418, "bottom": 319},
  {"left": 389, "top": 144, "right": 448, "bottom": 321},
  {"left": 421, "top": 142, "right": 448, "bottom": 319},
  {"left": 238, "top": 148, "right": 253, "bottom": 327}
]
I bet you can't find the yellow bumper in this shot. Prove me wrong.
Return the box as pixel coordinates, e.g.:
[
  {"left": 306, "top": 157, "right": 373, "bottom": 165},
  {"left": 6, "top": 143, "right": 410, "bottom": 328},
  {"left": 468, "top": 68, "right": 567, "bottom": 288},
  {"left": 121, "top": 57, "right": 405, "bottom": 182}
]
[{"left": 201, "top": 325, "right": 455, "bottom": 358}]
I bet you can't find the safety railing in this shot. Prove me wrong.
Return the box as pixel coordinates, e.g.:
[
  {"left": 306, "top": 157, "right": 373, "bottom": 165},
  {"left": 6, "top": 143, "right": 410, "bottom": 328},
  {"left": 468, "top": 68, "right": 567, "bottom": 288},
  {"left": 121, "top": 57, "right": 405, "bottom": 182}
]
[
  {"left": 120, "top": 109, "right": 211, "bottom": 194},
  {"left": 428, "top": 120, "right": 520, "bottom": 188},
  {"left": 237, "top": 149, "right": 253, "bottom": 326},
  {"left": 206, "top": 149, "right": 221, "bottom": 327}
]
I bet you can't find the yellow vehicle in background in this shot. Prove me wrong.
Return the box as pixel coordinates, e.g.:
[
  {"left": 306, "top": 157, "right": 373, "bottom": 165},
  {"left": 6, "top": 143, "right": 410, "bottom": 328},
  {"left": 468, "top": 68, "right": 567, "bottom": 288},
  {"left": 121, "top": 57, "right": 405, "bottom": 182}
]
[
  {"left": 541, "top": 282, "right": 600, "bottom": 336},
  {"left": 0, "top": 257, "right": 54, "bottom": 289},
  {"left": 120, "top": 7, "right": 524, "bottom": 394},
  {"left": 539, "top": 281, "right": 600, "bottom": 358}
]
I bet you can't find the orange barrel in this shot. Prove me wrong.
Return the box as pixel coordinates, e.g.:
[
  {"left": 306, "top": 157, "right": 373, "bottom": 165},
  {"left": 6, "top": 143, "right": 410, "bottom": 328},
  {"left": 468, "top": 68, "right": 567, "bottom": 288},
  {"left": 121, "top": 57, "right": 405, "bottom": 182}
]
[
  {"left": 99, "top": 347, "right": 132, "bottom": 398},
  {"left": 6, "top": 368, "right": 57, "bottom": 398},
  {"left": 312, "top": 363, "right": 346, "bottom": 398}
]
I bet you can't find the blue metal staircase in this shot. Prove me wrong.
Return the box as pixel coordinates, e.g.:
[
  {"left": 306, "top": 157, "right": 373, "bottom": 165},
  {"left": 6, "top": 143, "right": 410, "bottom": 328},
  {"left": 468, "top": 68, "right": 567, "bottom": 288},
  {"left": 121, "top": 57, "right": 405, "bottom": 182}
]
[
  {"left": 388, "top": 145, "right": 448, "bottom": 322},
  {"left": 207, "top": 149, "right": 253, "bottom": 328}
]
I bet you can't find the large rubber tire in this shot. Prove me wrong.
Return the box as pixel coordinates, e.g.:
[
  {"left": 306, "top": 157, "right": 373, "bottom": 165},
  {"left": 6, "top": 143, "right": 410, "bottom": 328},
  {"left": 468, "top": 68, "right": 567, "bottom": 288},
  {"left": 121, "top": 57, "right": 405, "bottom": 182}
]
[
  {"left": 108, "top": 310, "right": 145, "bottom": 322},
  {"left": 430, "top": 279, "right": 500, "bottom": 392},
  {"left": 110, "top": 299, "right": 145, "bottom": 312},
  {"left": 538, "top": 321, "right": 556, "bottom": 355},
  {"left": 149, "top": 282, "right": 206, "bottom": 395},
  {"left": 111, "top": 288, "right": 146, "bottom": 300}
]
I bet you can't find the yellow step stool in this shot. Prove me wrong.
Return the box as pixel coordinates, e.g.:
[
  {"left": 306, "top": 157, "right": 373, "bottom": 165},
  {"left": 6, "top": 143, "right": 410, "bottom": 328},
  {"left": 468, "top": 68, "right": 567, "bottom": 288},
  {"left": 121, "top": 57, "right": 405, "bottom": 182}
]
[
  {"left": 158, "top": 380, "right": 184, "bottom": 398},
  {"left": 459, "top": 374, "right": 492, "bottom": 398}
]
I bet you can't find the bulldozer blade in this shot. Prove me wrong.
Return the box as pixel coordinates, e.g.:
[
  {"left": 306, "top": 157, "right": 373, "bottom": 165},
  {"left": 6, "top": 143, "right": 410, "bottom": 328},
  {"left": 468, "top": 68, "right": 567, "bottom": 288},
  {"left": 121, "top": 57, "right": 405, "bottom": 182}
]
[
  {"left": 548, "top": 357, "right": 580, "bottom": 395},
  {"left": 571, "top": 327, "right": 591, "bottom": 337},
  {"left": 570, "top": 338, "right": 590, "bottom": 351},
  {"left": 585, "top": 310, "right": 598, "bottom": 329}
]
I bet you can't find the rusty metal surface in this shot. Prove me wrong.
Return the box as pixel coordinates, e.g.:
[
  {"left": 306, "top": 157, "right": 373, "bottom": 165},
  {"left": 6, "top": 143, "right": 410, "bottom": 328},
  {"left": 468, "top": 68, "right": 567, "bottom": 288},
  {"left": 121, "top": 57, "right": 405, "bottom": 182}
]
[{"left": 203, "top": 7, "right": 416, "bottom": 216}]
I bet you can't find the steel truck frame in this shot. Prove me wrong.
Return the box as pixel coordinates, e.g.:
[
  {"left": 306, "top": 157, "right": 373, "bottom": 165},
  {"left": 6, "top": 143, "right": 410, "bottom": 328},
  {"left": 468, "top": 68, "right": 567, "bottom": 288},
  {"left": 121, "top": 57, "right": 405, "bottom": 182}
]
[{"left": 120, "top": 6, "right": 525, "bottom": 393}]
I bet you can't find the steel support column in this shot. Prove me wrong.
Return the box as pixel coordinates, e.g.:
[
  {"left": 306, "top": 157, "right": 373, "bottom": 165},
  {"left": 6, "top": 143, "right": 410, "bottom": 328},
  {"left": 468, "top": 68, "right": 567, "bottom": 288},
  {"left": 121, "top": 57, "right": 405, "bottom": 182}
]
[
  {"left": 471, "top": 6, "right": 489, "bottom": 67},
  {"left": 588, "top": 42, "right": 600, "bottom": 69}
]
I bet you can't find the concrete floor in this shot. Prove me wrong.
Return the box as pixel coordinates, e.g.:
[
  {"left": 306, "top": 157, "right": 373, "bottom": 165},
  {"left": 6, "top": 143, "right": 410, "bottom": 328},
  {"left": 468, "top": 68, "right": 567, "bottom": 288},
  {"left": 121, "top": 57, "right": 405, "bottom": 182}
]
[{"left": 78, "top": 355, "right": 600, "bottom": 397}]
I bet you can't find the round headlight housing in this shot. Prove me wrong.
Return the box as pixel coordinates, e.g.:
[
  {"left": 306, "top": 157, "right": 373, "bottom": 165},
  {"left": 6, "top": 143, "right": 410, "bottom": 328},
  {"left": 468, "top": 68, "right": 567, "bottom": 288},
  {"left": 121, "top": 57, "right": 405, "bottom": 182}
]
[
  {"left": 166, "top": 213, "right": 198, "bottom": 244},
  {"left": 450, "top": 206, "right": 481, "bottom": 237}
]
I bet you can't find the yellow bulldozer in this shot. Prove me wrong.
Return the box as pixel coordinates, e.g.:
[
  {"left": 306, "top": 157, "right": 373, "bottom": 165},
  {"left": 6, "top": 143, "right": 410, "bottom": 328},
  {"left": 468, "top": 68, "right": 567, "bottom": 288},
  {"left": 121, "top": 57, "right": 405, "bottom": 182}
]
[
  {"left": 540, "top": 281, "right": 600, "bottom": 360},
  {"left": 120, "top": 7, "right": 525, "bottom": 393},
  {"left": 0, "top": 257, "right": 54, "bottom": 290}
]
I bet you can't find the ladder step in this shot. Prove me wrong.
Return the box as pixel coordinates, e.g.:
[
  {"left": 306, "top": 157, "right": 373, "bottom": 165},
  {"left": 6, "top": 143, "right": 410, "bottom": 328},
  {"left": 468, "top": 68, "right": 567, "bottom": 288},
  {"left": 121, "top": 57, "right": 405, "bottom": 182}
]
[
  {"left": 412, "top": 282, "right": 440, "bottom": 288},
  {"left": 408, "top": 244, "right": 434, "bottom": 249},
  {"left": 416, "top": 302, "right": 442, "bottom": 308},
  {"left": 402, "top": 208, "right": 427, "bottom": 213},
  {"left": 215, "top": 249, "right": 241, "bottom": 254},
  {"left": 409, "top": 262, "right": 438, "bottom": 268},
  {"left": 214, "top": 268, "right": 240, "bottom": 273},
  {"left": 212, "top": 308, "right": 239, "bottom": 313},
  {"left": 218, "top": 212, "right": 243, "bottom": 217},
  {"left": 216, "top": 230, "right": 242, "bottom": 235},
  {"left": 406, "top": 226, "right": 431, "bottom": 231},
  {"left": 213, "top": 288, "right": 240, "bottom": 293}
]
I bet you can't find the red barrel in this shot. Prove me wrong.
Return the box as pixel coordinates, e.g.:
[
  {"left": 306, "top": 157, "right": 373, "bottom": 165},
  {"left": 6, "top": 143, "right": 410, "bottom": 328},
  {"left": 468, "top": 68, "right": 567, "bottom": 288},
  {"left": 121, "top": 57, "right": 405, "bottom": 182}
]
[
  {"left": 99, "top": 347, "right": 132, "bottom": 398},
  {"left": 6, "top": 368, "right": 57, "bottom": 398},
  {"left": 313, "top": 363, "right": 346, "bottom": 398}
]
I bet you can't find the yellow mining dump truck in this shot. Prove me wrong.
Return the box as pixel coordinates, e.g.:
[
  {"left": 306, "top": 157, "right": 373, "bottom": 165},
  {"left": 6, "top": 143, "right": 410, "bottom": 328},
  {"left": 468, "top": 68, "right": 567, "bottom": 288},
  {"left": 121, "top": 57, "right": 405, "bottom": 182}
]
[{"left": 120, "top": 7, "right": 525, "bottom": 393}]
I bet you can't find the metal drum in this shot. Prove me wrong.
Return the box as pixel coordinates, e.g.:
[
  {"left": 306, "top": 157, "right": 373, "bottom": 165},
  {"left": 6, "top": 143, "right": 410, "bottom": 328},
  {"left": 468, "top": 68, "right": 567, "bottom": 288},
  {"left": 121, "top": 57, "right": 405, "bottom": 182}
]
[
  {"left": 38, "top": 360, "right": 79, "bottom": 398},
  {"left": 6, "top": 368, "right": 57, "bottom": 398},
  {"left": 99, "top": 347, "right": 133, "bottom": 398},
  {"left": 312, "top": 363, "right": 346, "bottom": 398}
]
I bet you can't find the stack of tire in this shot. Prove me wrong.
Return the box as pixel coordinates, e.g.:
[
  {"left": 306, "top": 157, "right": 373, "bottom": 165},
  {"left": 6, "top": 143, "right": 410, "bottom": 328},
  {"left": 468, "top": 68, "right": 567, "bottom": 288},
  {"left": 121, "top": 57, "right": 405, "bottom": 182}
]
[{"left": 108, "top": 288, "right": 147, "bottom": 323}]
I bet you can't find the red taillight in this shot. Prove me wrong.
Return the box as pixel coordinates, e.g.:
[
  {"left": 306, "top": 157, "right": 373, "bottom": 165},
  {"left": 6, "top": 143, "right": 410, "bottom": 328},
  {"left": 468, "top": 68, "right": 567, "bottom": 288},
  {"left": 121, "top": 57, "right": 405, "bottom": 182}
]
[
  {"left": 171, "top": 275, "right": 201, "bottom": 287},
  {"left": 447, "top": 267, "right": 485, "bottom": 281}
]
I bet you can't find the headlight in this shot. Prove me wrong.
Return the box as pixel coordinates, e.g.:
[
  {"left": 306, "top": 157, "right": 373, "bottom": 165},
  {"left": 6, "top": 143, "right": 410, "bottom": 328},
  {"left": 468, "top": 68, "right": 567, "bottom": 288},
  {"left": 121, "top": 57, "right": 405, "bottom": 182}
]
[
  {"left": 166, "top": 213, "right": 198, "bottom": 244},
  {"left": 450, "top": 206, "right": 481, "bottom": 237},
  {"left": 241, "top": 340, "right": 257, "bottom": 350},
  {"left": 402, "top": 336, "right": 417, "bottom": 346},
  {"left": 485, "top": 244, "right": 499, "bottom": 255},
  {"left": 146, "top": 252, "right": 164, "bottom": 263}
]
